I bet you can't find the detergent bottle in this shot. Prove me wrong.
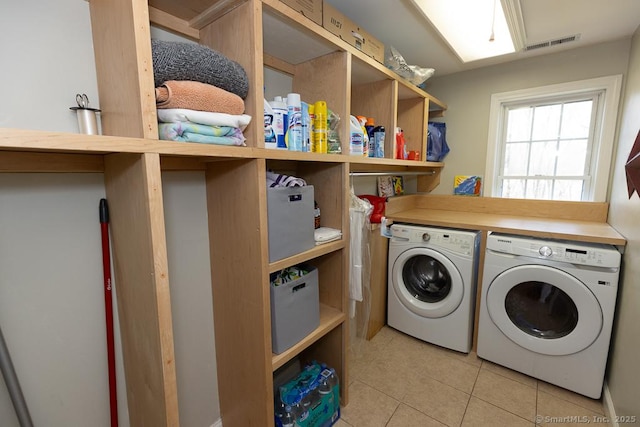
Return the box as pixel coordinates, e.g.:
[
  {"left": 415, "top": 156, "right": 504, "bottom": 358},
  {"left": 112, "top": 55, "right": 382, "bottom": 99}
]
[
  {"left": 263, "top": 99, "right": 276, "bottom": 148},
  {"left": 269, "top": 96, "right": 288, "bottom": 149},
  {"left": 365, "top": 117, "right": 376, "bottom": 157},
  {"left": 349, "top": 115, "right": 365, "bottom": 156},
  {"left": 355, "top": 115, "right": 369, "bottom": 157}
]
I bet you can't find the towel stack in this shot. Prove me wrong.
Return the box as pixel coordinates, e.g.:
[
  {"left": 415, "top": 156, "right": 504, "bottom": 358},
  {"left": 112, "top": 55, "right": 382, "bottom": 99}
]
[{"left": 151, "top": 40, "right": 252, "bottom": 145}]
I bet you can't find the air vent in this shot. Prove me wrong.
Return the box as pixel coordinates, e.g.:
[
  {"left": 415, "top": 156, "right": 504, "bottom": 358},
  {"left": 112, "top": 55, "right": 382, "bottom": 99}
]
[{"left": 524, "top": 34, "right": 581, "bottom": 51}]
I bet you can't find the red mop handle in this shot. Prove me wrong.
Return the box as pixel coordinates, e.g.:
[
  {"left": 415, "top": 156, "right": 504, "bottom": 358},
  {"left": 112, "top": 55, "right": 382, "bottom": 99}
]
[{"left": 100, "top": 199, "right": 118, "bottom": 427}]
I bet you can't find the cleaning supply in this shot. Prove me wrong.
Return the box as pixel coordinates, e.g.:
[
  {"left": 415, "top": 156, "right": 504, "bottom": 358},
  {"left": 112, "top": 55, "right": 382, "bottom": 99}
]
[
  {"left": 286, "top": 93, "right": 303, "bottom": 151},
  {"left": 327, "top": 109, "right": 341, "bottom": 154},
  {"left": 356, "top": 116, "right": 369, "bottom": 157},
  {"left": 313, "top": 101, "right": 328, "bottom": 153},
  {"left": 373, "top": 124, "right": 385, "bottom": 158},
  {"left": 270, "top": 96, "right": 288, "bottom": 149},
  {"left": 308, "top": 103, "right": 315, "bottom": 153},
  {"left": 365, "top": 117, "right": 376, "bottom": 157},
  {"left": 349, "top": 115, "right": 365, "bottom": 156},
  {"left": 395, "top": 127, "right": 406, "bottom": 160},
  {"left": 264, "top": 98, "right": 276, "bottom": 148},
  {"left": 301, "top": 101, "right": 310, "bottom": 152}
]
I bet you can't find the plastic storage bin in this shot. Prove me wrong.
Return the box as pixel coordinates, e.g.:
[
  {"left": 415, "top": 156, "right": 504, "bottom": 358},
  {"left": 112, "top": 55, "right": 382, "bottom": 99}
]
[
  {"left": 267, "top": 185, "right": 315, "bottom": 262},
  {"left": 270, "top": 266, "right": 320, "bottom": 354}
]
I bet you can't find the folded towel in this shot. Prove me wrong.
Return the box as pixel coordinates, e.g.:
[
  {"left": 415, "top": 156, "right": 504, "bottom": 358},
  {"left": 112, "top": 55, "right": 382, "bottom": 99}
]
[
  {"left": 266, "top": 171, "right": 307, "bottom": 188},
  {"left": 151, "top": 39, "right": 249, "bottom": 99},
  {"left": 156, "top": 81, "right": 245, "bottom": 115},
  {"left": 159, "top": 122, "right": 245, "bottom": 146},
  {"left": 314, "top": 227, "right": 342, "bottom": 245},
  {"left": 157, "top": 109, "right": 251, "bottom": 130}
]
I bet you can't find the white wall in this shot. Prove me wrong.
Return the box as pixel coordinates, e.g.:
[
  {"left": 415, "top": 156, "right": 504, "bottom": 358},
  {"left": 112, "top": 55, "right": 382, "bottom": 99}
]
[
  {"left": 605, "top": 26, "right": 640, "bottom": 420},
  {"left": 1, "top": 2, "right": 219, "bottom": 426},
  {"left": 425, "top": 39, "right": 632, "bottom": 196}
]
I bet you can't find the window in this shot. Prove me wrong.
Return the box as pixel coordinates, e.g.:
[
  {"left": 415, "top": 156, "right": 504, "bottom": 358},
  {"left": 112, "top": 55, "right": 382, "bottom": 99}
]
[{"left": 485, "top": 76, "right": 622, "bottom": 202}]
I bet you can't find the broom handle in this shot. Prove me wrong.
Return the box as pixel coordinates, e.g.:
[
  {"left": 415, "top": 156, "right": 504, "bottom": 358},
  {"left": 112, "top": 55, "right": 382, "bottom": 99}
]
[
  {"left": 100, "top": 199, "right": 118, "bottom": 427},
  {"left": 0, "top": 325, "right": 33, "bottom": 427}
]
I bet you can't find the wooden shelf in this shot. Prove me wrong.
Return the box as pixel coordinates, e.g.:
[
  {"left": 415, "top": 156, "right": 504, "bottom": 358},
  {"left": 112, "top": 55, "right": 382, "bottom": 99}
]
[
  {"left": 0, "top": 1, "right": 449, "bottom": 426},
  {"left": 271, "top": 303, "right": 346, "bottom": 371},
  {"left": 269, "top": 240, "right": 344, "bottom": 273}
]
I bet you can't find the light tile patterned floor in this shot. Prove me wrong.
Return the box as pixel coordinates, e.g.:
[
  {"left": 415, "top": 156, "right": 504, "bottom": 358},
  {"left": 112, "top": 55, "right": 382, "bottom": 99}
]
[{"left": 338, "top": 326, "right": 607, "bottom": 427}]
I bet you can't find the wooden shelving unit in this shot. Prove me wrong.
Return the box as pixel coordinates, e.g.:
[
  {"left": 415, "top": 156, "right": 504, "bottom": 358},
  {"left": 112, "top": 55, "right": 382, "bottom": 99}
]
[{"left": 0, "top": 0, "right": 447, "bottom": 426}]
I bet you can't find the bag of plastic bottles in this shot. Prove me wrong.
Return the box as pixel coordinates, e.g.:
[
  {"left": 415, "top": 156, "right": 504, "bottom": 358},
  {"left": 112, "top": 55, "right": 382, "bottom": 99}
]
[{"left": 427, "top": 121, "right": 450, "bottom": 162}]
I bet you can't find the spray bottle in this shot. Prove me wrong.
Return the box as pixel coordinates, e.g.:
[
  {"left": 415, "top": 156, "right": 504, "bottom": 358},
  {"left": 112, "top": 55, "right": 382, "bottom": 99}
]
[
  {"left": 286, "top": 93, "right": 303, "bottom": 151},
  {"left": 313, "top": 101, "right": 328, "bottom": 154}
]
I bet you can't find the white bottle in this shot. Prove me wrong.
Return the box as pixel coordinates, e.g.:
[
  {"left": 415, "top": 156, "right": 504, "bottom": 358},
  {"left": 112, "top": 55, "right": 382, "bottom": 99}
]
[
  {"left": 349, "top": 115, "right": 365, "bottom": 156},
  {"left": 286, "top": 93, "right": 303, "bottom": 151},
  {"left": 280, "top": 405, "right": 295, "bottom": 427},
  {"left": 270, "top": 96, "right": 288, "bottom": 149}
]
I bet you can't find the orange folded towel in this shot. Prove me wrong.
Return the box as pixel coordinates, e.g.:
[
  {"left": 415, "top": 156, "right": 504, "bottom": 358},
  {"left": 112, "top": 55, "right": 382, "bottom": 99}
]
[{"left": 155, "top": 80, "right": 245, "bottom": 115}]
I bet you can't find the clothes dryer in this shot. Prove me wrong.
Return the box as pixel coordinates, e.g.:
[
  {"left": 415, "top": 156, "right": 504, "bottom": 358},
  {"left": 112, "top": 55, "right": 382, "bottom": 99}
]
[
  {"left": 387, "top": 224, "right": 480, "bottom": 353},
  {"left": 477, "top": 232, "right": 621, "bottom": 399}
]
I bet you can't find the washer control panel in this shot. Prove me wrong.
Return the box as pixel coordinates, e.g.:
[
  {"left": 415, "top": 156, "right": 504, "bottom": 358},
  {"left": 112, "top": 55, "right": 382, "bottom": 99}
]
[
  {"left": 390, "top": 224, "right": 479, "bottom": 256},
  {"left": 487, "top": 233, "right": 621, "bottom": 268}
]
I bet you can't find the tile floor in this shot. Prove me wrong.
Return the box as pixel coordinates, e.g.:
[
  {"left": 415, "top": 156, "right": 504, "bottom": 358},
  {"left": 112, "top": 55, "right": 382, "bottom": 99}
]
[{"left": 336, "top": 326, "right": 608, "bottom": 427}]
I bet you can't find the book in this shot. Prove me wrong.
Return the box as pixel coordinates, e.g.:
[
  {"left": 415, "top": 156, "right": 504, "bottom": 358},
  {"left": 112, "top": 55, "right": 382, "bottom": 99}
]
[
  {"left": 377, "top": 176, "right": 395, "bottom": 197},
  {"left": 454, "top": 175, "right": 482, "bottom": 196},
  {"left": 392, "top": 176, "right": 404, "bottom": 195},
  {"left": 377, "top": 176, "right": 404, "bottom": 197}
]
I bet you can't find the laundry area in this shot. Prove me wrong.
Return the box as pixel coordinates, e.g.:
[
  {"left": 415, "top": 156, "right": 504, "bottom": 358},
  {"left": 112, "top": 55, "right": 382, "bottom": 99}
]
[{"left": 1, "top": 0, "right": 640, "bottom": 427}]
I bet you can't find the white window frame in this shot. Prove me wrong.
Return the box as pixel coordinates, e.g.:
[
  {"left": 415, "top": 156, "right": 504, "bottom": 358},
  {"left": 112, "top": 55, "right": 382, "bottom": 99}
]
[{"left": 485, "top": 75, "right": 623, "bottom": 202}]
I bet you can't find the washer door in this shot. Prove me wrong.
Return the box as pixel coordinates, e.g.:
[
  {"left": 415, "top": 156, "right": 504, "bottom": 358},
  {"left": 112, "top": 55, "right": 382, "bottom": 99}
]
[
  {"left": 392, "top": 247, "right": 464, "bottom": 318},
  {"left": 486, "top": 264, "right": 603, "bottom": 356}
]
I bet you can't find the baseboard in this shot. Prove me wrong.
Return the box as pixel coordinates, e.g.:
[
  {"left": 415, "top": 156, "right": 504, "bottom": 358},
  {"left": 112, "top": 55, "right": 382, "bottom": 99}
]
[
  {"left": 603, "top": 382, "right": 618, "bottom": 427},
  {"left": 210, "top": 418, "right": 223, "bottom": 427}
]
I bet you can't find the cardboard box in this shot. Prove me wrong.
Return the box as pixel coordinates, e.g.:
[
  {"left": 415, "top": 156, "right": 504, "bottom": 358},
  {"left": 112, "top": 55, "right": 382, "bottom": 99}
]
[
  {"left": 267, "top": 185, "right": 315, "bottom": 262},
  {"left": 270, "top": 266, "right": 320, "bottom": 354},
  {"left": 322, "top": 3, "right": 385, "bottom": 63},
  {"left": 279, "top": 0, "right": 323, "bottom": 26}
]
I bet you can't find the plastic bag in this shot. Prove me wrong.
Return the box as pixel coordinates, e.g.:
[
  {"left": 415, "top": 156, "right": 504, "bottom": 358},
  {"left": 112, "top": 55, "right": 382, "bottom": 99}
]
[
  {"left": 327, "top": 109, "right": 342, "bottom": 154},
  {"left": 384, "top": 46, "right": 435, "bottom": 87},
  {"left": 427, "top": 122, "right": 450, "bottom": 162}
]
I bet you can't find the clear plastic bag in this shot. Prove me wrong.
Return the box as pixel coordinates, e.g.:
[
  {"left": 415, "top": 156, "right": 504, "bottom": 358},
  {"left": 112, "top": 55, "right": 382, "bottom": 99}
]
[
  {"left": 384, "top": 46, "right": 435, "bottom": 87},
  {"left": 327, "top": 109, "right": 342, "bottom": 154}
]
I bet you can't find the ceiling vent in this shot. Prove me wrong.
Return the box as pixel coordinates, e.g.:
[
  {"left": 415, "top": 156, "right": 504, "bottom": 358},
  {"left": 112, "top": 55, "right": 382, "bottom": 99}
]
[{"left": 524, "top": 34, "right": 581, "bottom": 51}]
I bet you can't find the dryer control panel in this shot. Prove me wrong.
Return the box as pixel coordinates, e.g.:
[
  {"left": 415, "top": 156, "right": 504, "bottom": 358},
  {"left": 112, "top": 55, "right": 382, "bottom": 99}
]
[{"left": 487, "top": 233, "right": 621, "bottom": 268}]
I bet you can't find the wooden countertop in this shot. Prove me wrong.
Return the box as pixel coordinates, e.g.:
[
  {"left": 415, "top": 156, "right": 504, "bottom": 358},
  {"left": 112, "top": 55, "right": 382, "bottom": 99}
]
[{"left": 385, "top": 195, "right": 626, "bottom": 247}]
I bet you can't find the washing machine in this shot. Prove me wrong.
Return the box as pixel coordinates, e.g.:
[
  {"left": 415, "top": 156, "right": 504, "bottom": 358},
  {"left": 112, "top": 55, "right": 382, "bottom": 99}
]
[
  {"left": 477, "top": 232, "right": 621, "bottom": 399},
  {"left": 387, "top": 224, "right": 480, "bottom": 353}
]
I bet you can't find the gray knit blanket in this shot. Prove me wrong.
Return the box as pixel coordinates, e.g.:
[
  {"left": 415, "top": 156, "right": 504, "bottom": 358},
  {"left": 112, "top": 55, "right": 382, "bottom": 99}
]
[{"left": 151, "top": 39, "right": 249, "bottom": 99}]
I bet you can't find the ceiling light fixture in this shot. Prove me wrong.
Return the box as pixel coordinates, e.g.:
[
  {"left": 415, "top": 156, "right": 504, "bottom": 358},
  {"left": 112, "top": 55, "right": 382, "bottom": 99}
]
[{"left": 410, "top": 0, "right": 526, "bottom": 63}]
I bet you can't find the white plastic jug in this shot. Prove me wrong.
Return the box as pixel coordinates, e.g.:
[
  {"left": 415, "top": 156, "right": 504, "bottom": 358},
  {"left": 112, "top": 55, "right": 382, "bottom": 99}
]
[{"left": 349, "top": 115, "right": 365, "bottom": 156}]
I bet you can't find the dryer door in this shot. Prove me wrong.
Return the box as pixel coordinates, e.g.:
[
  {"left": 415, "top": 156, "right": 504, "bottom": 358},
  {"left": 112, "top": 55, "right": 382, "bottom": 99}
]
[
  {"left": 392, "top": 247, "right": 464, "bottom": 318},
  {"left": 486, "top": 264, "right": 602, "bottom": 356}
]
